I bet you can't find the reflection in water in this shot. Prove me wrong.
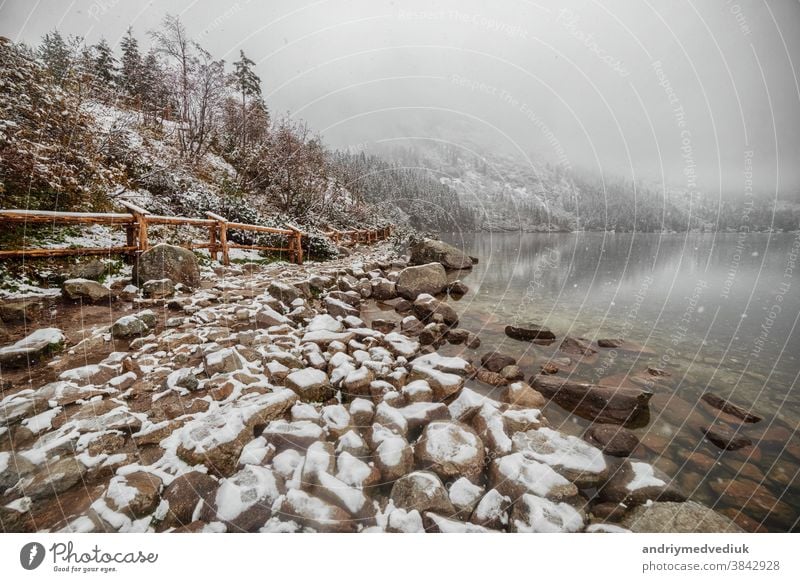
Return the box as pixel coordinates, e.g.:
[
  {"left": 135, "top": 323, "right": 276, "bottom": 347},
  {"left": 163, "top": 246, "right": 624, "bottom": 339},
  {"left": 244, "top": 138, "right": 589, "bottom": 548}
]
[{"left": 438, "top": 232, "right": 800, "bottom": 532}]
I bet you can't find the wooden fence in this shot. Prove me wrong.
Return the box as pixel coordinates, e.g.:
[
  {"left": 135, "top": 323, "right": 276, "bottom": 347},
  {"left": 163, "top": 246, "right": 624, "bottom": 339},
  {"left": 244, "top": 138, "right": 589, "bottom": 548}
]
[
  {"left": 0, "top": 205, "right": 392, "bottom": 266},
  {"left": 324, "top": 226, "right": 392, "bottom": 246}
]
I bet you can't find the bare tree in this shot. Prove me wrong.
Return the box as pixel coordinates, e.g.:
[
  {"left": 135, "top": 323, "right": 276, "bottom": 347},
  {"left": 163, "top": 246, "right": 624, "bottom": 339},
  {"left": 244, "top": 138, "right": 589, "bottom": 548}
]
[{"left": 150, "top": 14, "right": 192, "bottom": 155}]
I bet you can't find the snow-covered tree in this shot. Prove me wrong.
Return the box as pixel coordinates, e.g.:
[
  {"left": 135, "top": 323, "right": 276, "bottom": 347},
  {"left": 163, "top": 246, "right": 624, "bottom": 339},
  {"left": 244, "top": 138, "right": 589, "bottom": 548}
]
[
  {"left": 91, "top": 38, "right": 117, "bottom": 89},
  {"left": 232, "top": 50, "right": 262, "bottom": 148},
  {"left": 119, "top": 27, "right": 142, "bottom": 97},
  {"left": 0, "top": 38, "right": 119, "bottom": 210},
  {"left": 37, "top": 29, "right": 82, "bottom": 86}
]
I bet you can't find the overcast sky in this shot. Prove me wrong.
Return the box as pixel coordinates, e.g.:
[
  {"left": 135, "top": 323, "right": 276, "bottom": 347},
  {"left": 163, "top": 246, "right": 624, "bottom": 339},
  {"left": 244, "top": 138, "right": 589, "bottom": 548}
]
[{"left": 2, "top": 0, "right": 799, "bottom": 197}]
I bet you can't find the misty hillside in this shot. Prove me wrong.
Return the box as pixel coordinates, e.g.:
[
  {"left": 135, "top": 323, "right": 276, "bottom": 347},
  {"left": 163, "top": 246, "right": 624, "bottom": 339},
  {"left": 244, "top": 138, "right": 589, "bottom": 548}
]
[
  {"left": 2, "top": 19, "right": 795, "bottom": 249},
  {"left": 378, "top": 140, "right": 800, "bottom": 233},
  {"left": 0, "top": 23, "right": 475, "bottom": 256}
]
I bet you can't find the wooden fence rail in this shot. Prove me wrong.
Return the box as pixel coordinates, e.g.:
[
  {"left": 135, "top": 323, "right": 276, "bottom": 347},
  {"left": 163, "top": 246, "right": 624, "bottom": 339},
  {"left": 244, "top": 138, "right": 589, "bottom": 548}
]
[
  {"left": 0, "top": 207, "right": 392, "bottom": 266},
  {"left": 324, "top": 226, "right": 392, "bottom": 246}
]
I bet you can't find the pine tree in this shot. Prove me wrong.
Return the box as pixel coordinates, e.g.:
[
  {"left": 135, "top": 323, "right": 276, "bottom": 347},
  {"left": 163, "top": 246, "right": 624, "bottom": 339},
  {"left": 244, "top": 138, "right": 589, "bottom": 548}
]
[
  {"left": 139, "top": 49, "right": 168, "bottom": 123},
  {"left": 38, "top": 30, "right": 72, "bottom": 84},
  {"left": 92, "top": 38, "right": 117, "bottom": 88},
  {"left": 119, "top": 27, "right": 141, "bottom": 97},
  {"left": 232, "top": 50, "right": 262, "bottom": 148}
]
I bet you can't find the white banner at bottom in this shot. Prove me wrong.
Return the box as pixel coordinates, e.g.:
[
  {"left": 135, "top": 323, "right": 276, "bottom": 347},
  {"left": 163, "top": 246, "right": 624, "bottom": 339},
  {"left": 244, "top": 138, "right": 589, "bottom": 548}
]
[{"left": 0, "top": 533, "right": 797, "bottom": 581}]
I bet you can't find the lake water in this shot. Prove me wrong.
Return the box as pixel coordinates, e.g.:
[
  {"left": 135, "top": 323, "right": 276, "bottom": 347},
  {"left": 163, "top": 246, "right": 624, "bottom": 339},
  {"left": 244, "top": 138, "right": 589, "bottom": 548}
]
[{"left": 438, "top": 232, "right": 800, "bottom": 532}]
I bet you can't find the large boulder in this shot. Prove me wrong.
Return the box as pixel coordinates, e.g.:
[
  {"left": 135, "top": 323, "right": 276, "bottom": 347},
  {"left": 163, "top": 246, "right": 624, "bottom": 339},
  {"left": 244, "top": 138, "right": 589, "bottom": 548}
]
[
  {"left": 511, "top": 428, "right": 608, "bottom": 488},
  {"left": 410, "top": 239, "right": 473, "bottom": 270},
  {"left": 15, "top": 456, "right": 86, "bottom": 501},
  {"left": 132, "top": 244, "right": 201, "bottom": 287},
  {"left": 160, "top": 471, "right": 219, "bottom": 529},
  {"left": 0, "top": 328, "right": 65, "bottom": 369},
  {"left": 62, "top": 278, "right": 114, "bottom": 303},
  {"left": 110, "top": 313, "right": 154, "bottom": 339},
  {"left": 489, "top": 453, "right": 578, "bottom": 501},
  {"left": 0, "top": 299, "right": 44, "bottom": 324},
  {"left": 205, "top": 465, "right": 284, "bottom": 531},
  {"left": 141, "top": 278, "right": 175, "bottom": 299},
  {"left": 390, "top": 471, "right": 455, "bottom": 515},
  {"left": 175, "top": 390, "right": 297, "bottom": 476},
  {"left": 278, "top": 489, "right": 356, "bottom": 533},
  {"left": 415, "top": 421, "right": 485, "bottom": 481},
  {"left": 396, "top": 263, "right": 447, "bottom": 300},
  {"left": 510, "top": 494, "right": 585, "bottom": 532},
  {"left": 620, "top": 501, "right": 743, "bottom": 533},
  {"left": 284, "top": 368, "right": 333, "bottom": 402},
  {"left": 598, "top": 460, "right": 684, "bottom": 506},
  {"left": 103, "top": 472, "right": 163, "bottom": 518},
  {"left": 66, "top": 259, "right": 107, "bottom": 281}
]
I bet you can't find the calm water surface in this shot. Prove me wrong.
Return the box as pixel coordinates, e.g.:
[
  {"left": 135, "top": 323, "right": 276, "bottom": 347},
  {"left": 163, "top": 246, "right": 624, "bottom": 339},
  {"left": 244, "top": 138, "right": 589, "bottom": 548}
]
[{"left": 436, "top": 232, "right": 800, "bottom": 531}]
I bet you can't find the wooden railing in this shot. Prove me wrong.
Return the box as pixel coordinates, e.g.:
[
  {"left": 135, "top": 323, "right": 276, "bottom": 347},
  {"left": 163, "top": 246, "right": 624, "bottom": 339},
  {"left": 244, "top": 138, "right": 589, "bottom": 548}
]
[
  {"left": 324, "top": 226, "right": 392, "bottom": 246},
  {"left": 0, "top": 203, "right": 302, "bottom": 265},
  {"left": 0, "top": 206, "right": 393, "bottom": 266}
]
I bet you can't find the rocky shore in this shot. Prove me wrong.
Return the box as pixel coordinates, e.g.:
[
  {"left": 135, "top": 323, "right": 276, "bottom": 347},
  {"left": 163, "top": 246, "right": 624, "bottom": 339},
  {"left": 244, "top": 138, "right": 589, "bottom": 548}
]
[{"left": 0, "top": 239, "right": 745, "bottom": 533}]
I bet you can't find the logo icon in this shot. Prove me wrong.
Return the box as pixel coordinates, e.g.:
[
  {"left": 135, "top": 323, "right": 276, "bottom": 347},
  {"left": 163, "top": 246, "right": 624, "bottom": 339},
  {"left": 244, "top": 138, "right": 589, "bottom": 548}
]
[{"left": 20, "top": 542, "right": 46, "bottom": 570}]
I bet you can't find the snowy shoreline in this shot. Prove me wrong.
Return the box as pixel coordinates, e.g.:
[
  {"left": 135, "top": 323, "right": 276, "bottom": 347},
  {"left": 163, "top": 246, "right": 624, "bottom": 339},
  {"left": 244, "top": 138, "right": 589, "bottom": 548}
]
[{"left": 0, "top": 241, "right": 744, "bottom": 533}]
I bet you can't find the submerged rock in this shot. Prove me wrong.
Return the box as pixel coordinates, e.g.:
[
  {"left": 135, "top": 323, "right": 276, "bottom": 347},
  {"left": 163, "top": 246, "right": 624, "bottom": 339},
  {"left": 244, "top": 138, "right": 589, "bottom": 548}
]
[
  {"left": 584, "top": 424, "right": 640, "bottom": 457},
  {"left": 620, "top": 501, "right": 743, "bottom": 533},
  {"left": 559, "top": 336, "right": 597, "bottom": 357},
  {"left": 505, "top": 324, "right": 556, "bottom": 342},
  {"left": 701, "top": 392, "right": 762, "bottom": 423},
  {"left": 701, "top": 423, "right": 753, "bottom": 451},
  {"left": 480, "top": 351, "right": 516, "bottom": 373},
  {"left": 532, "top": 376, "right": 652, "bottom": 426}
]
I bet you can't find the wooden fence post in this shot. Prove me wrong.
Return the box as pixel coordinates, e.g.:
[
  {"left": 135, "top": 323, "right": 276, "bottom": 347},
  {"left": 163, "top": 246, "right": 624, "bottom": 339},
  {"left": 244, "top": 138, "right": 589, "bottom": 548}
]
[
  {"left": 208, "top": 225, "right": 218, "bottom": 261},
  {"left": 206, "top": 212, "right": 229, "bottom": 266},
  {"left": 287, "top": 227, "right": 303, "bottom": 264},
  {"left": 119, "top": 201, "right": 151, "bottom": 258}
]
